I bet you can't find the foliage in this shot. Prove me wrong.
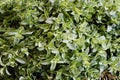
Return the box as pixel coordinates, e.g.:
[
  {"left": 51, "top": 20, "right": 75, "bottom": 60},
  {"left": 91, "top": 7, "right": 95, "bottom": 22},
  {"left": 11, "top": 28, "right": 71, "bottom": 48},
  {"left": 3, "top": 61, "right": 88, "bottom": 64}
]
[{"left": 0, "top": 0, "right": 120, "bottom": 80}]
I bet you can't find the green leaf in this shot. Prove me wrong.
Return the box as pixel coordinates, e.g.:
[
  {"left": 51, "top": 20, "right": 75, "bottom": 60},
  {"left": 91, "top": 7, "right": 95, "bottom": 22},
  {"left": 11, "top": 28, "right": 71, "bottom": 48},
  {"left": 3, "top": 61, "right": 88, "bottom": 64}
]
[
  {"left": 0, "top": 68, "right": 4, "bottom": 75},
  {"left": 66, "top": 43, "right": 76, "bottom": 50},
  {"left": 50, "top": 61, "right": 57, "bottom": 71},
  {"left": 19, "top": 76, "right": 25, "bottom": 80},
  {"left": 55, "top": 69, "right": 63, "bottom": 79},
  {"left": 107, "top": 25, "right": 112, "bottom": 32},
  {"left": 5, "top": 67, "right": 11, "bottom": 75},
  {"left": 52, "top": 48, "right": 59, "bottom": 54},
  {"left": 0, "top": 56, "right": 5, "bottom": 66},
  {"left": 45, "top": 18, "right": 53, "bottom": 24},
  {"left": 15, "top": 58, "right": 26, "bottom": 64}
]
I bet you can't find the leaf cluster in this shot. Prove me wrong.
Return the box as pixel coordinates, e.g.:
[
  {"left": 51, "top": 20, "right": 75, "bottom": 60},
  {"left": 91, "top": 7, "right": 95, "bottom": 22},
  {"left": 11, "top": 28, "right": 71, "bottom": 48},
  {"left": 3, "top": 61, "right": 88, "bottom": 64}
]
[{"left": 0, "top": 0, "right": 120, "bottom": 80}]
